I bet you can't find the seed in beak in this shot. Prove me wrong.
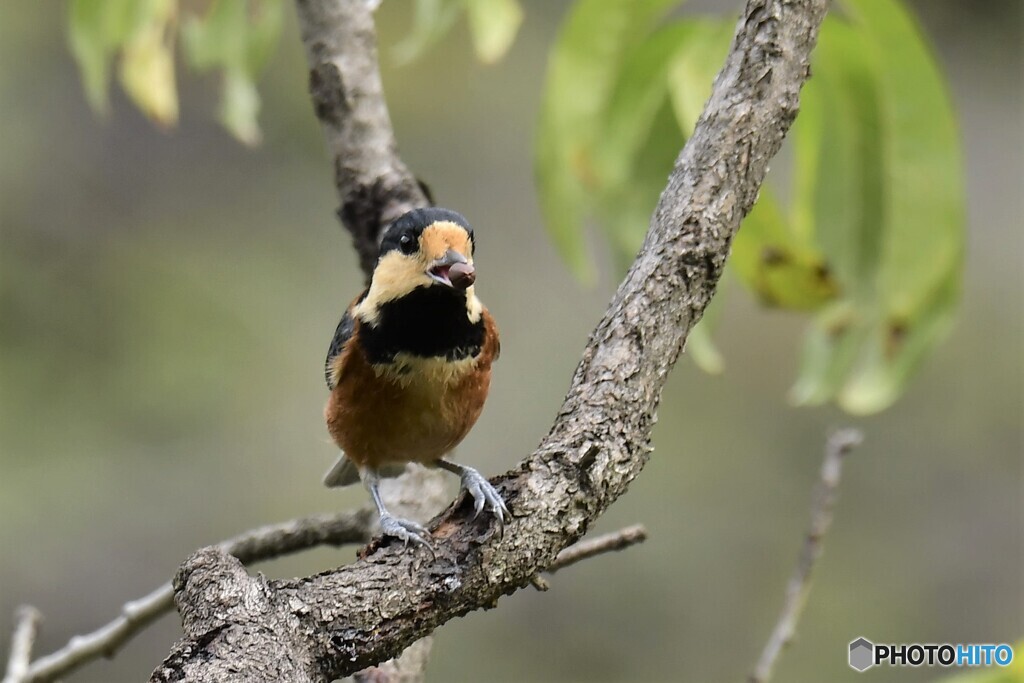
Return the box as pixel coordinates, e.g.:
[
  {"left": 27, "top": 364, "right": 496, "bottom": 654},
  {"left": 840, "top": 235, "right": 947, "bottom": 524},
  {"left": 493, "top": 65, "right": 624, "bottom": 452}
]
[{"left": 448, "top": 262, "right": 475, "bottom": 290}]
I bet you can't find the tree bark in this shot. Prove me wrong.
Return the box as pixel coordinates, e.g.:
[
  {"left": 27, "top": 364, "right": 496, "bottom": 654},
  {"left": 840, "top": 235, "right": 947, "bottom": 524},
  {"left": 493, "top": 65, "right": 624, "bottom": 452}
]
[{"left": 150, "top": 0, "right": 829, "bottom": 680}]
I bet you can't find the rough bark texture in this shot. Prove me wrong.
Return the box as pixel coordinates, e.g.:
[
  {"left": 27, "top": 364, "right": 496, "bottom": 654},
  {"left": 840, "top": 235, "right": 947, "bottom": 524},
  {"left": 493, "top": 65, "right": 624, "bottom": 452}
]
[
  {"left": 295, "top": 0, "right": 429, "bottom": 279},
  {"left": 151, "top": 0, "right": 829, "bottom": 680}
]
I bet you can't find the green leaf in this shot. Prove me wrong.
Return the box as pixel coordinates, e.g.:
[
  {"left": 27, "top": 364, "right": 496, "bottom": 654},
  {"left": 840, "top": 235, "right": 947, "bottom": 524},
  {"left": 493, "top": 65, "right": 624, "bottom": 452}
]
[
  {"left": 535, "top": 0, "right": 681, "bottom": 283},
  {"left": 804, "top": 20, "right": 885, "bottom": 296},
  {"left": 219, "top": 69, "right": 262, "bottom": 146},
  {"left": 183, "top": 0, "right": 282, "bottom": 74},
  {"left": 67, "top": 0, "right": 137, "bottom": 114},
  {"left": 833, "top": 0, "right": 964, "bottom": 414},
  {"left": 789, "top": 302, "right": 868, "bottom": 406},
  {"left": 731, "top": 191, "right": 841, "bottom": 311},
  {"left": 789, "top": 2, "right": 964, "bottom": 414},
  {"left": 465, "top": 0, "right": 523, "bottom": 64},
  {"left": 846, "top": 0, "right": 963, "bottom": 317},
  {"left": 687, "top": 320, "right": 725, "bottom": 374},
  {"left": 666, "top": 18, "right": 733, "bottom": 134},
  {"left": 600, "top": 100, "right": 685, "bottom": 268},
  {"left": 594, "top": 17, "right": 725, "bottom": 373},
  {"left": 243, "top": 0, "right": 284, "bottom": 75},
  {"left": 182, "top": 0, "right": 283, "bottom": 145},
  {"left": 839, "top": 270, "right": 959, "bottom": 414},
  {"left": 592, "top": 23, "right": 698, "bottom": 266},
  {"left": 687, "top": 274, "right": 728, "bottom": 374},
  {"left": 790, "top": 18, "right": 884, "bottom": 404},
  {"left": 594, "top": 22, "right": 699, "bottom": 190},
  {"left": 531, "top": 0, "right": 963, "bottom": 414},
  {"left": 392, "top": 0, "right": 462, "bottom": 65}
]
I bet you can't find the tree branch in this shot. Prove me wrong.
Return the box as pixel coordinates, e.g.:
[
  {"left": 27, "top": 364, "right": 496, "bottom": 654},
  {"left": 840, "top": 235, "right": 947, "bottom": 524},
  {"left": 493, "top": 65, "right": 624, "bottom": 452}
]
[
  {"left": 151, "top": 0, "right": 829, "bottom": 679},
  {"left": 3, "top": 607, "right": 41, "bottom": 683},
  {"left": 18, "top": 510, "right": 373, "bottom": 683},
  {"left": 548, "top": 524, "right": 648, "bottom": 574},
  {"left": 531, "top": 524, "right": 648, "bottom": 591},
  {"left": 749, "top": 429, "right": 864, "bottom": 683},
  {"left": 294, "top": 0, "right": 428, "bottom": 278}
]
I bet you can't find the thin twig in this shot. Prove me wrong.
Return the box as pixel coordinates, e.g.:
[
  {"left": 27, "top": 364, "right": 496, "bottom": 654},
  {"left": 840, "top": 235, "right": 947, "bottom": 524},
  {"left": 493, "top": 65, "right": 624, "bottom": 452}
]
[
  {"left": 529, "top": 524, "right": 648, "bottom": 591},
  {"left": 748, "top": 429, "right": 864, "bottom": 683},
  {"left": 3, "top": 607, "right": 41, "bottom": 683},
  {"left": 548, "top": 524, "right": 648, "bottom": 574},
  {"left": 24, "top": 509, "right": 373, "bottom": 683}
]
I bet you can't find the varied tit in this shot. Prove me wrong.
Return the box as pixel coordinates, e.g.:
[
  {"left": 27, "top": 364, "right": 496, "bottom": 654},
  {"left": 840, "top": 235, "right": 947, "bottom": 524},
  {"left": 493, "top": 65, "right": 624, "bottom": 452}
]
[{"left": 322, "top": 207, "right": 508, "bottom": 547}]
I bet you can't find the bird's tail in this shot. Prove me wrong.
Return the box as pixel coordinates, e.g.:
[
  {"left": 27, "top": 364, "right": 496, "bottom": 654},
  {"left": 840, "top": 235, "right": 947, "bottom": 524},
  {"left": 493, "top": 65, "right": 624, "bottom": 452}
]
[{"left": 323, "top": 453, "right": 360, "bottom": 488}]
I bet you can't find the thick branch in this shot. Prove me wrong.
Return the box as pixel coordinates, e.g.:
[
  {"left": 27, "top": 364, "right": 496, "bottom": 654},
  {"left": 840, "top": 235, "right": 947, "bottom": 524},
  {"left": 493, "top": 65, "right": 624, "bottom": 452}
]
[
  {"left": 153, "top": 0, "right": 829, "bottom": 680},
  {"left": 21, "top": 510, "right": 372, "bottom": 683},
  {"left": 749, "top": 429, "right": 863, "bottom": 683}
]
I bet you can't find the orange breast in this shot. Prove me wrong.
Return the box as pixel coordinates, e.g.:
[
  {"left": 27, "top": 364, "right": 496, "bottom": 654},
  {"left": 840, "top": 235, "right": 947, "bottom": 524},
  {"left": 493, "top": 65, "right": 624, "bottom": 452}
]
[{"left": 325, "top": 311, "right": 498, "bottom": 469}]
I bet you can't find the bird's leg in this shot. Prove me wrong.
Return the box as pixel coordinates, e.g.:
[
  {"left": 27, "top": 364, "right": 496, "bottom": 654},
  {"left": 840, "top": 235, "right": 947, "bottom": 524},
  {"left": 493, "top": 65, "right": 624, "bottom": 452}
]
[
  {"left": 436, "top": 460, "right": 509, "bottom": 525},
  {"left": 361, "top": 466, "right": 433, "bottom": 548}
]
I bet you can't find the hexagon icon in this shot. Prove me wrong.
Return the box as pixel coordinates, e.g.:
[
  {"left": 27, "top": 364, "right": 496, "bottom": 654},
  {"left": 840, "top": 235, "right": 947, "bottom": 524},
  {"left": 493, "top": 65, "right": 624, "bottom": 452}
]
[{"left": 849, "top": 637, "right": 875, "bottom": 672}]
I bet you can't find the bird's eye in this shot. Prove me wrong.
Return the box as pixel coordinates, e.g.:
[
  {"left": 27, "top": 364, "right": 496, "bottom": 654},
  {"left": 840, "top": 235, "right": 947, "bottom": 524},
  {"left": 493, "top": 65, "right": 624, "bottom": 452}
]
[{"left": 399, "top": 234, "right": 417, "bottom": 255}]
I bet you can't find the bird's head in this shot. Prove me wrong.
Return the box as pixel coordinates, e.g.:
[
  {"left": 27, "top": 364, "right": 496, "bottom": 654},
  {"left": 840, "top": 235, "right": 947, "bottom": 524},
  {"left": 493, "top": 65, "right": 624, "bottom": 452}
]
[{"left": 355, "top": 208, "right": 482, "bottom": 324}]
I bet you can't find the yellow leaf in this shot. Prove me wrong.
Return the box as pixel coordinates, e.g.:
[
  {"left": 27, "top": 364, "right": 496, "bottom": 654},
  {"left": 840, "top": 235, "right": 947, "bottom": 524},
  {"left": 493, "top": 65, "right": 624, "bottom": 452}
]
[{"left": 118, "top": 2, "right": 178, "bottom": 128}]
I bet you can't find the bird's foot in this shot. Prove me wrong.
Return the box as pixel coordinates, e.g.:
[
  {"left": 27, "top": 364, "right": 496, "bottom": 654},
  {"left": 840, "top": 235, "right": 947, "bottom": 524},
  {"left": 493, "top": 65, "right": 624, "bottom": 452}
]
[
  {"left": 378, "top": 513, "right": 433, "bottom": 549},
  {"left": 459, "top": 467, "right": 510, "bottom": 525}
]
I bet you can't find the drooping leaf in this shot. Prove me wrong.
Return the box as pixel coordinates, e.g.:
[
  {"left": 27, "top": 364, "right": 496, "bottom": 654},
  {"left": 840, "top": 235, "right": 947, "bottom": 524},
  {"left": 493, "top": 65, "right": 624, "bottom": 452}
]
[
  {"left": 839, "top": 270, "right": 959, "bottom": 414},
  {"left": 790, "top": 18, "right": 884, "bottom": 404},
  {"left": 538, "top": 0, "right": 961, "bottom": 413},
  {"left": 593, "top": 21, "right": 699, "bottom": 187},
  {"left": 219, "top": 69, "right": 262, "bottom": 146},
  {"left": 118, "top": 0, "right": 179, "bottom": 128},
  {"left": 789, "top": 302, "right": 868, "bottom": 406},
  {"left": 392, "top": 0, "right": 462, "bottom": 65},
  {"left": 666, "top": 18, "right": 733, "bottom": 133},
  {"left": 666, "top": 20, "right": 840, "bottom": 312},
  {"left": 599, "top": 18, "right": 730, "bottom": 370},
  {"left": 465, "top": 0, "right": 523, "bottom": 64},
  {"left": 789, "top": 3, "right": 963, "bottom": 413},
  {"left": 687, "top": 273, "right": 729, "bottom": 374},
  {"left": 67, "top": 0, "right": 138, "bottom": 114},
  {"left": 600, "top": 100, "right": 686, "bottom": 269},
  {"left": 801, "top": 20, "right": 885, "bottom": 296},
  {"left": 242, "top": 0, "right": 284, "bottom": 75},
  {"left": 687, "top": 318, "right": 725, "bottom": 374},
  {"left": 535, "top": 0, "right": 680, "bottom": 282},
  {"left": 833, "top": 0, "right": 964, "bottom": 414},
  {"left": 182, "top": 0, "right": 283, "bottom": 144},
  {"left": 733, "top": 192, "right": 841, "bottom": 311},
  {"left": 593, "top": 23, "right": 699, "bottom": 265}
]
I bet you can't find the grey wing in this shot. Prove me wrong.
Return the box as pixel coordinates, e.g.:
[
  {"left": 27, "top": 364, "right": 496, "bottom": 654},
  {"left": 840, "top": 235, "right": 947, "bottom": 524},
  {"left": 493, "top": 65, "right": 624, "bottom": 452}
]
[{"left": 325, "top": 308, "right": 356, "bottom": 390}]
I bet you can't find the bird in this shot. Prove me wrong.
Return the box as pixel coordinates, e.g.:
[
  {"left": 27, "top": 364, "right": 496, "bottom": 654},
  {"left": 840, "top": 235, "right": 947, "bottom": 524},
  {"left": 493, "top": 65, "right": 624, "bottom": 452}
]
[{"left": 322, "top": 207, "right": 509, "bottom": 547}]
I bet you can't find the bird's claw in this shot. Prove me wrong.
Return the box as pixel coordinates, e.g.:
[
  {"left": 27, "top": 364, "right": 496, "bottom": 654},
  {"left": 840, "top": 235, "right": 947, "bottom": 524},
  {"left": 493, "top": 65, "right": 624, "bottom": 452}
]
[
  {"left": 378, "top": 513, "right": 433, "bottom": 549},
  {"left": 460, "top": 468, "right": 510, "bottom": 526}
]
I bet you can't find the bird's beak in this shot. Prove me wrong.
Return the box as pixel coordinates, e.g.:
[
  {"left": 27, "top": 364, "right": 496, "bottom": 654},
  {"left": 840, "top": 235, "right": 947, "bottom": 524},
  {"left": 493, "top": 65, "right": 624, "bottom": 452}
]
[{"left": 428, "top": 249, "right": 475, "bottom": 290}]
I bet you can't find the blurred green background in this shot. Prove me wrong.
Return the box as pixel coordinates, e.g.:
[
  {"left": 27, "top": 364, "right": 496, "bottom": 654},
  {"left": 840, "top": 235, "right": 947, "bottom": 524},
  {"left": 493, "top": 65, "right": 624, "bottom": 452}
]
[{"left": 0, "top": 1, "right": 1020, "bottom": 681}]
